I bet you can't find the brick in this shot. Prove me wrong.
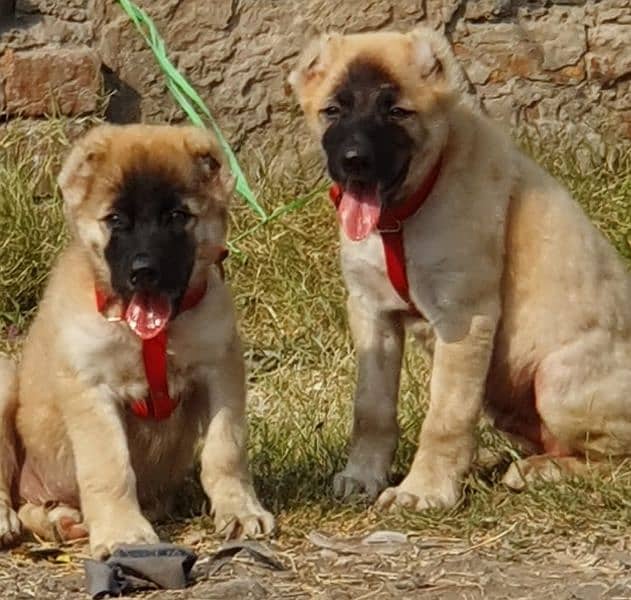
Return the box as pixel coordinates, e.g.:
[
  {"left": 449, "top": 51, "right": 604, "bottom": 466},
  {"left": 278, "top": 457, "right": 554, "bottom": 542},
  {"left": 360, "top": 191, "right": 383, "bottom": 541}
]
[{"left": 0, "top": 47, "right": 101, "bottom": 117}]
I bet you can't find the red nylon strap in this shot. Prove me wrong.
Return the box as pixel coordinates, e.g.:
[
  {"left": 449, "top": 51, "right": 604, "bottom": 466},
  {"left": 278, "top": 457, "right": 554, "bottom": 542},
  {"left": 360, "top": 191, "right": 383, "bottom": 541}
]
[
  {"left": 380, "top": 230, "right": 416, "bottom": 311},
  {"left": 136, "top": 331, "right": 169, "bottom": 419},
  {"left": 329, "top": 155, "right": 442, "bottom": 316},
  {"left": 132, "top": 282, "right": 209, "bottom": 420},
  {"left": 95, "top": 249, "right": 228, "bottom": 420}
]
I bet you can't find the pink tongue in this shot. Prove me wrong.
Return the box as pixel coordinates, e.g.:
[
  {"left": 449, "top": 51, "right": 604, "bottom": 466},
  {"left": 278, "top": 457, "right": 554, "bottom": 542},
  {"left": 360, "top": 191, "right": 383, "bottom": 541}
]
[
  {"left": 125, "top": 292, "right": 172, "bottom": 340},
  {"left": 338, "top": 189, "right": 381, "bottom": 241}
]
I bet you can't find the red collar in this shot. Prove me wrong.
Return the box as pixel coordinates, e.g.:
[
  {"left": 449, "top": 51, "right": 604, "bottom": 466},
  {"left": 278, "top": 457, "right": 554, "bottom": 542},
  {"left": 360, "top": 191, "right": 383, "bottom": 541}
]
[
  {"left": 95, "top": 250, "right": 228, "bottom": 421},
  {"left": 94, "top": 282, "right": 209, "bottom": 319},
  {"left": 329, "top": 155, "right": 442, "bottom": 315}
]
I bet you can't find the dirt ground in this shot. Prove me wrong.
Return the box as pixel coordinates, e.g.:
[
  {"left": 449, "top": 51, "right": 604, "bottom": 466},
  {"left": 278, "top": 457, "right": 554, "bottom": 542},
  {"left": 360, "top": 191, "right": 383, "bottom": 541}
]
[{"left": 1, "top": 523, "right": 631, "bottom": 600}]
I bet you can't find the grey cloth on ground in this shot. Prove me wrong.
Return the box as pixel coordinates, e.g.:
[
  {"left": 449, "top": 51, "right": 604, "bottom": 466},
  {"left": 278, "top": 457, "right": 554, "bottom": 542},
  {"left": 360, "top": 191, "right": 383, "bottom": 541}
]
[{"left": 84, "top": 543, "right": 197, "bottom": 598}]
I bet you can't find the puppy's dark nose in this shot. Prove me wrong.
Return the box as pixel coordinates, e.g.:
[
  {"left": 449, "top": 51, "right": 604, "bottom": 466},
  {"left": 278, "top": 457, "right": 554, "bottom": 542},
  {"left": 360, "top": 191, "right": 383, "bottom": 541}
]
[
  {"left": 341, "top": 147, "right": 373, "bottom": 178},
  {"left": 129, "top": 253, "right": 158, "bottom": 288}
]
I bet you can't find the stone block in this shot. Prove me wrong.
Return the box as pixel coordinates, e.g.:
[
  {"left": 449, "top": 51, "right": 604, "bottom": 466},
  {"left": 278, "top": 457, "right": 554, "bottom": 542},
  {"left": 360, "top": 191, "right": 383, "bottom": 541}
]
[
  {"left": 0, "top": 47, "right": 101, "bottom": 117},
  {"left": 587, "top": 24, "right": 631, "bottom": 83},
  {"left": 16, "top": 0, "right": 88, "bottom": 22},
  {"left": 464, "top": 0, "right": 512, "bottom": 20}
]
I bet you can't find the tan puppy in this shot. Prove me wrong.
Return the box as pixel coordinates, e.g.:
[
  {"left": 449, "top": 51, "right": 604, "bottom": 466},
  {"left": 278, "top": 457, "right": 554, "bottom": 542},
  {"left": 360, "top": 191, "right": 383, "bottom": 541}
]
[
  {"left": 289, "top": 27, "right": 631, "bottom": 511},
  {"left": 0, "top": 124, "right": 274, "bottom": 557}
]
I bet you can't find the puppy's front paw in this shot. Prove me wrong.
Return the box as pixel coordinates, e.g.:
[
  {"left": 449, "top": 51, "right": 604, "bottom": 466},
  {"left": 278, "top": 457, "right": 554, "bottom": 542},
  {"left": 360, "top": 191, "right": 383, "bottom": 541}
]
[
  {"left": 0, "top": 503, "right": 21, "bottom": 546},
  {"left": 89, "top": 512, "right": 159, "bottom": 559},
  {"left": 375, "top": 472, "right": 460, "bottom": 512},
  {"left": 333, "top": 465, "right": 388, "bottom": 500},
  {"left": 212, "top": 488, "right": 275, "bottom": 539}
]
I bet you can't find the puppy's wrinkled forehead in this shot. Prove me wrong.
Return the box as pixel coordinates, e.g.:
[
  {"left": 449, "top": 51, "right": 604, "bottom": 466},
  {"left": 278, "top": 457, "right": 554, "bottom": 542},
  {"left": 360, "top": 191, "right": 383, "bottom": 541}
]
[
  {"left": 59, "top": 124, "right": 231, "bottom": 221},
  {"left": 114, "top": 160, "right": 184, "bottom": 218},
  {"left": 332, "top": 60, "right": 399, "bottom": 112},
  {"left": 289, "top": 27, "right": 459, "bottom": 126}
]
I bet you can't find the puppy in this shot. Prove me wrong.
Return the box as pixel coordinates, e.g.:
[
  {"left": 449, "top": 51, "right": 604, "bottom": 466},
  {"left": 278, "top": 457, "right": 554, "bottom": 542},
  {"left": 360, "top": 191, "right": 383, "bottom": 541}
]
[
  {"left": 289, "top": 27, "right": 631, "bottom": 511},
  {"left": 0, "top": 124, "right": 274, "bottom": 557}
]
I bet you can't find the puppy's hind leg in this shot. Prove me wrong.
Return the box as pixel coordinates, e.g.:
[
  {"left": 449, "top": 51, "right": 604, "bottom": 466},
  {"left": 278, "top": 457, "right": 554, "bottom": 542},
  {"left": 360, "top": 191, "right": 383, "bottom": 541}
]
[
  {"left": 18, "top": 503, "right": 87, "bottom": 542},
  {"left": 502, "top": 455, "right": 599, "bottom": 491},
  {"left": 502, "top": 341, "right": 631, "bottom": 492},
  {"left": 0, "top": 356, "right": 21, "bottom": 546}
]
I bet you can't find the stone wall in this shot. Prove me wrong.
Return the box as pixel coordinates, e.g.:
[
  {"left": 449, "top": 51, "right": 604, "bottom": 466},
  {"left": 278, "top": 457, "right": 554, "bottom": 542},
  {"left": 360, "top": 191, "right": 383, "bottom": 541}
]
[{"left": 1, "top": 1, "right": 630, "bottom": 163}]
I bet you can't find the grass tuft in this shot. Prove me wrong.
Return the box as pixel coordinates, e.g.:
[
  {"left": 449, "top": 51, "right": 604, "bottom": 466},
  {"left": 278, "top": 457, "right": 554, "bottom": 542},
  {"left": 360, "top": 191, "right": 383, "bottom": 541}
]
[{"left": 1, "top": 118, "right": 631, "bottom": 551}]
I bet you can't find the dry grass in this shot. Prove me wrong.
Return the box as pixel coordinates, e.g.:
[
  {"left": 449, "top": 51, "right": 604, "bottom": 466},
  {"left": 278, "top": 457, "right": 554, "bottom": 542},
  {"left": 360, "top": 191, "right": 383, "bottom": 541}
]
[{"left": 1, "top": 116, "right": 631, "bottom": 576}]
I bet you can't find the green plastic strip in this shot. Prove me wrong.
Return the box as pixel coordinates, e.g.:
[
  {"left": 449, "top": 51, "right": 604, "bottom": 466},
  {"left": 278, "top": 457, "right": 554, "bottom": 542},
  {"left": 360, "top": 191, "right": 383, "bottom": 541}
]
[
  {"left": 116, "top": 0, "right": 267, "bottom": 220},
  {"left": 116, "top": 0, "right": 326, "bottom": 252}
]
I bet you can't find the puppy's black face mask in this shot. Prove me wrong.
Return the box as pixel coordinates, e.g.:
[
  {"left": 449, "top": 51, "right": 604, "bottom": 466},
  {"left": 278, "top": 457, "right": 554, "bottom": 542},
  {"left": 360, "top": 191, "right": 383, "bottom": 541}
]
[
  {"left": 321, "top": 60, "right": 415, "bottom": 206},
  {"left": 104, "top": 169, "right": 196, "bottom": 312}
]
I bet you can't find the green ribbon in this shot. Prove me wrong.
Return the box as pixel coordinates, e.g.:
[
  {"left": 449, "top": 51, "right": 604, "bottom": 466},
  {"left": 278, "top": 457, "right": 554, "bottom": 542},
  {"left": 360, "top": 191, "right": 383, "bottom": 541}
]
[
  {"left": 116, "top": 0, "right": 326, "bottom": 251},
  {"left": 117, "top": 0, "right": 267, "bottom": 219}
]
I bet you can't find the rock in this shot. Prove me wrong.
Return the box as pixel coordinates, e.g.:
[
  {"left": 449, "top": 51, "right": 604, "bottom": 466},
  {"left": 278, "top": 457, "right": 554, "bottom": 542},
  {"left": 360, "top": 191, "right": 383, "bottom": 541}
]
[
  {"left": 192, "top": 577, "right": 268, "bottom": 599},
  {"left": 587, "top": 24, "right": 631, "bottom": 83},
  {"left": 464, "top": 0, "right": 512, "bottom": 20},
  {"left": 426, "top": 0, "right": 463, "bottom": 28},
  {"left": 587, "top": 0, "right": 631, "bottom": 25},
  {"left": 0, "top": 16, "right": 92, "bottom": 52},
  {"left": 614, "top": 80, "right": 631, "bottom": 110},
  {"left": 567, "top": 582, "right": 609, "bottom": 600},
  {"left": 520, "top": 8, "right": 587, "bottom": 72},
  {"left": 16, "top": 0, "right": 89, "bottom": 22},
  {"left": 0, "top": 48, "right": 101, "bottom": 117},
  {"left": 458, "top": 23, "right": 541, "bottom": 84}
]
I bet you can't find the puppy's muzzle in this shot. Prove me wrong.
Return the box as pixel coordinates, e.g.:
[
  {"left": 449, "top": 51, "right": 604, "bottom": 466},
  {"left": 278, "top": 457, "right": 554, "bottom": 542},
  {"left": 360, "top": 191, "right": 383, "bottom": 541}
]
[
  {"left": 129, "top": 253, "right": 159, "bottom": 290},
  {"left": 342, "top": 147, "right": 374, "bottom": 179}
]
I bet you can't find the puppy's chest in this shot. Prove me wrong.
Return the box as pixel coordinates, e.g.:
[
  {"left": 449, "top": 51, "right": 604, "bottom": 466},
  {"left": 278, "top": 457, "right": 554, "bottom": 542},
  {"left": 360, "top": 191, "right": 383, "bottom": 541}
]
[
  {"left": 81, "top": 324, "right": 199, "bottom": 403},
  {"left": 340, "top": 233, "right": 410, "bottom": 312}
]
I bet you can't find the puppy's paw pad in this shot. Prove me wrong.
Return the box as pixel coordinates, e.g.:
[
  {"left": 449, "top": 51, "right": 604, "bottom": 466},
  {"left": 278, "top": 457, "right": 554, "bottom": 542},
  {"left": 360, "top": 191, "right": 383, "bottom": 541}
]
[
  {"left": 48, "top": 506, "right": 88, "bottom": 541},
  {"left": 333, "top": 470, "right": 386, "bottom": 500},
  {"left": 0, "top": 505, "right": 21, "bottom": 546}
]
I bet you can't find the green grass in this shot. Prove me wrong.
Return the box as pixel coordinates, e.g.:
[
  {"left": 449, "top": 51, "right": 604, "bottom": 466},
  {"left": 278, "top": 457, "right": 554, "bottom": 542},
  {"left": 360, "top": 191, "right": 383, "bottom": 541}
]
[{"left": 2, "top": 117, "right": 631, "bottom": 550}]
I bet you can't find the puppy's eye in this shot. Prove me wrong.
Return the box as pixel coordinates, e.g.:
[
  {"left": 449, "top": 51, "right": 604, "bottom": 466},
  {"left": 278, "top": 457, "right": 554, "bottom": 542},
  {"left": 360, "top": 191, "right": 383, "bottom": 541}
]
[
  {"left": 103, "top": 213, "right": 130, "bottom": 231},
  {"left": 166, "top": 209, "right": 192, "bottom": 227},
  {"left": 389, "top": 106, "right": 415, "bottom": 119},
  {"left": 321, "top": 105, "right": 341, "bottom": 120}
]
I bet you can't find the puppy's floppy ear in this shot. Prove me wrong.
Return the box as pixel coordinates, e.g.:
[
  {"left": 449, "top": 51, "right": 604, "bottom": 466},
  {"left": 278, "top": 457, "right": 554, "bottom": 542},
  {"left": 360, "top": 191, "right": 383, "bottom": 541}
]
[
  {"left": 182, "top": 127, "right": 234, "bottom": 202},
  {"left": 288, "top": 31, "right": 342, "bottom": 98},
  {"left": 58, "top": 125, "right": 113, "bottom": 211},
  {"left": 408, "top": 26, "right": 468, "bottom": 94}
]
